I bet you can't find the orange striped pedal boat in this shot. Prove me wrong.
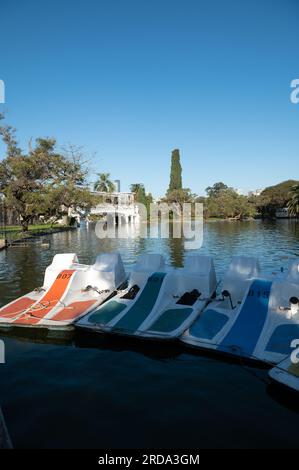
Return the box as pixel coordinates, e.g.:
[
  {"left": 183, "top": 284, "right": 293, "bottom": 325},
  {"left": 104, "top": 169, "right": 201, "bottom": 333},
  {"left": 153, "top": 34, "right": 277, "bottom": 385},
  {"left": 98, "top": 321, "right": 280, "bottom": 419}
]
[{"left": 0, "top": 252, "right": 126, "bottom": 330}]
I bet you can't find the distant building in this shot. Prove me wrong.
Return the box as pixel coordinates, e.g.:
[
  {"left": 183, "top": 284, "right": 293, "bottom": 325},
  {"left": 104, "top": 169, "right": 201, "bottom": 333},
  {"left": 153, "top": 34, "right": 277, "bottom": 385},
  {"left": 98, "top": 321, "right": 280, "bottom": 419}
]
[
  {"left": 247, "top": 189, "right": 263, "bottom": 197},
  {"left": 90, "top": 191, "right": 139, "bottom": 224},
  {"left": 276, "top": 207, "right": 290, "bottom": 219},
  {"left": 91, "top": 191, "right": 135, "bottom": 207}
]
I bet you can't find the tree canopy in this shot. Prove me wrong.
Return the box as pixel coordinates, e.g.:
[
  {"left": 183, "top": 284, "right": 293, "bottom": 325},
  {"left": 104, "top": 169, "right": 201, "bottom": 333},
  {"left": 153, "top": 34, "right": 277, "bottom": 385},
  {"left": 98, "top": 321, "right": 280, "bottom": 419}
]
[
  {"left": 130, "top": 183, "right": 153, "bottom": 216},
  {"left": 166, "top": 188, "right": 195, "bottom": 204},
  {"left": 287, "top": 183, "right": 299, "bottom": 215},
  {"left": 204, "top": 188, "right": 256, "bottom": 219},
  {"left": 130, "top": 183, "right": 142, "bottom": 194},
  {"left": 255, "top": 179, "right": 299, "bottom": 218},
  {"left": 94, "top": 173, "right": 115, "bottom": 192},
  {"left": 205, "top": 182, "right": 228, "bottom": 198},
  {"left": 0, "top": 114, "right": 94, "bottom": 230}
]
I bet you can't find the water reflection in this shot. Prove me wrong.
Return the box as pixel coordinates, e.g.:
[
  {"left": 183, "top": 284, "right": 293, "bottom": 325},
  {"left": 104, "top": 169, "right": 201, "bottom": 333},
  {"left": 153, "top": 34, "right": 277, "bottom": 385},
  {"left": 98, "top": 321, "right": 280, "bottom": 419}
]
[
  {"left": 1, "top": 220, "right": 299, "bottom": 448},
  {"left": 267, "top": 383, "right": 299, "bottom": 414},
  {"left": 74, "top": 330, "right": 182, "bottom": 361},
  {"left": 166, "top": 223, "right": 185, "bottom": 267},
  {"left": 1, "top": 220, "right": 299, "bottom": 307}
]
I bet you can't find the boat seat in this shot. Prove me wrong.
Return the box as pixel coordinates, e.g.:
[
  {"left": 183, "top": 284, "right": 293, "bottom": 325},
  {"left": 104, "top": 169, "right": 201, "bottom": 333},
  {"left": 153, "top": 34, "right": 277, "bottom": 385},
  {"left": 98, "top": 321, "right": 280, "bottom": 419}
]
[
  {"left": 133, "top": 253, "right": 165, "bottom": 273},
  {"left": 121, "top": 285, "right": 140, "bottom": 300},
  {"left": 176, "top": 289, "right": 201, "bottom": 306},
  {"left": 43, "top": 253, "right": 79, "bottom": 287},
  {"left": 222, "top": 256, "right": 260, "bottom": 307},
  {"left": 178, "top": 256, "right": 217, "bottom": 298},
  {"left": 286, "top": 260, "right": 299, "bottom": 283},
  {"left": 89, "top": 252, "right": 126, "bottom": 290},
  {"left": 184, "top": 255, "right": 215, "bottom": 274},
  {"left": 51, "top": 253, "right": 79, "bottom": 267},
  {"left": 269, "top": 277, "right": 299, "bottom": 311}
]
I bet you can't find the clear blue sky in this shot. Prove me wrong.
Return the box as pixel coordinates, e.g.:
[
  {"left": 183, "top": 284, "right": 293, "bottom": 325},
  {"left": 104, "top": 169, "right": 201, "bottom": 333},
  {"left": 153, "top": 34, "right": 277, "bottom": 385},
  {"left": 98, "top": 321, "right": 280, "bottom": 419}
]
[{"left": 0, "top": 0, "right": 298, "bottom": 197}]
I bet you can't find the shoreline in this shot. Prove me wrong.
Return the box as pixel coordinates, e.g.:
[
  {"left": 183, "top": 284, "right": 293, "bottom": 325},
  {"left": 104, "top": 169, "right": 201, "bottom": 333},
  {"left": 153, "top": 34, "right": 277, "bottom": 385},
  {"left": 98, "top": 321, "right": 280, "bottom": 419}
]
[{"left": 0, "top": 226, "right": 77, "bottom": 250}]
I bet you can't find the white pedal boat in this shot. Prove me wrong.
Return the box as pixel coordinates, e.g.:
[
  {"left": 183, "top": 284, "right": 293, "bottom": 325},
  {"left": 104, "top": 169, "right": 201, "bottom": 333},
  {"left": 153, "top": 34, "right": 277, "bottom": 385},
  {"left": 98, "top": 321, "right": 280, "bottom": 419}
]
[
  {"left": 0, "top": 252, "right": 126, "bottom": 330},
  {"left": 269, "top": 356, "right": 299, "bottom": 393},
  {"left": 181, "top": 257, "right": 299, "bottom": 365},
  {"left": 76, "top": 254, "right": 217, "bottom": 340}
]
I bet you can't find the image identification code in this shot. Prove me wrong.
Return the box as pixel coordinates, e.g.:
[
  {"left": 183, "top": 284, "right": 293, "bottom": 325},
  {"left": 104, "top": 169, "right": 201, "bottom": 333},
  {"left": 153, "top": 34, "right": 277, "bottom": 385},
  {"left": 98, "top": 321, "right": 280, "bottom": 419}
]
[{"left": 98, "top": 454, "right": 200, "bottom": 467}]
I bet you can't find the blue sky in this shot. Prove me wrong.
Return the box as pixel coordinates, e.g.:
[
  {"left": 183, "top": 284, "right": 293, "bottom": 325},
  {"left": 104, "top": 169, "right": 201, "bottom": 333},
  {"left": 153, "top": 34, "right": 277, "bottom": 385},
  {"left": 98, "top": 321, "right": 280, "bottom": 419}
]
[{"left": 0, "top": 0, "right": 298, "bottom": 197}]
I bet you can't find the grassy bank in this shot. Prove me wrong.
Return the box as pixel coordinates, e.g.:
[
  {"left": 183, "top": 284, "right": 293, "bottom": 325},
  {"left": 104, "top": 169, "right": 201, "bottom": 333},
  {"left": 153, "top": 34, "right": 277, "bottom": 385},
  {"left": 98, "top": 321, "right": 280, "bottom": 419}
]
[
  {"left": 0, "top": 223, "right": 63, "bottom": 233},
  {"left": 0, "top": 224, "right": 76, "bottom": 245}
]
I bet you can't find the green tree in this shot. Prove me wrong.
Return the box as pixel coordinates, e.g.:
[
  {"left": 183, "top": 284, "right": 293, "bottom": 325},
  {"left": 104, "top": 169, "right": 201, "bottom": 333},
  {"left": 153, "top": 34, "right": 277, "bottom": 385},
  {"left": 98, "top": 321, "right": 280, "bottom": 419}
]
[
  {"left": 136, "top": 184, "right": 148, "bottom": 206},
  {"left": 0, "top": 114, "right": 93, "bottom": 231},
  {"left": 287, "top": 184, "right": 299, "bottom": 215},
  {"left": 94, "top": 173, "right": 115, "bottom": 192},
  {"left": 167, "top": 149, "right": 182, "bottom": 193},
  {"left": 130, "top": 183, "right": 142, "bottom": 194},
  {"left": 134, "top": 184, "right": 153, "bottom": 217},
  {"left": 205, "top": 182, "right": 228, "bottom": 198},
  {"left": 256, "top": 180, "right": 299, "bottom": 218},
  {"left": 147, "top": 192, "right": 153, "bottom": 204},
  {"left": 166, "top": 188, "right": 194, "bottom": 204},
  {"left": 203, "top": 186, "right": 256, "bottom": 220}
]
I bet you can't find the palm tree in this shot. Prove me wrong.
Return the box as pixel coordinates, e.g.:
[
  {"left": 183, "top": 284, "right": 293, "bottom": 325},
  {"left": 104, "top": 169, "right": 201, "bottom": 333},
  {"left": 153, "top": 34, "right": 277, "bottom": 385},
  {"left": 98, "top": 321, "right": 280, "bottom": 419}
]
[
  {"left": 93, "top": 173, "right": 115, "bottom": 192},
  {"left": 287, "top": 184, "right": 299, "bottom": 215},
  {"left": 130, "top": 183, "right": 142, "bottom": 194}
]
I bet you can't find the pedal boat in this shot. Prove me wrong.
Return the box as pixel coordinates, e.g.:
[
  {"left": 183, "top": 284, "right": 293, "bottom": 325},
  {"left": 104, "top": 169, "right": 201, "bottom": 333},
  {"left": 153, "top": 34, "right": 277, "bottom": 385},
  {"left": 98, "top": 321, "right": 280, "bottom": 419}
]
[
  {"left": 0, "top": 252, "right": 126, "bottom": 330},
  {"left": 76, "top": 253, "right": 167, "bottom": 336},
  {"left": 181, "top": 257, "right": 299, "bottom": 365},
  {"left": 136, "top": 256, "right": 216, "bottom": 340},
  {"left": 76, "top": 254, "right": 217, "bottom": 341}
]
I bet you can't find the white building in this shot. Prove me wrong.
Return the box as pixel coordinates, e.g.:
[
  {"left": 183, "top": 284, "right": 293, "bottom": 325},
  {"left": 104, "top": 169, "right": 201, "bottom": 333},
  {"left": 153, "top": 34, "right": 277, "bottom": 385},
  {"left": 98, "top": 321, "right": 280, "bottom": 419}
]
[
  {"left": 91, "top": 191, "right": 135, "bottom": 206},
  {"left": 247, "top": 189, "right": 263, "bottom": 197},
  {"left": 90, "top": 191, "right": 139, "bottom": 225}
]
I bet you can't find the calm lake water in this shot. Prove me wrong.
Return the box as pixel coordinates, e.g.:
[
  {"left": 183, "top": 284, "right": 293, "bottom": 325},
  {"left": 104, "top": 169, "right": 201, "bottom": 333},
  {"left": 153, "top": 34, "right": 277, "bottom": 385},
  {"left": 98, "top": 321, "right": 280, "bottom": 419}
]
[{"left": 0, "top": 220, "right": 299, "bottom": 448}]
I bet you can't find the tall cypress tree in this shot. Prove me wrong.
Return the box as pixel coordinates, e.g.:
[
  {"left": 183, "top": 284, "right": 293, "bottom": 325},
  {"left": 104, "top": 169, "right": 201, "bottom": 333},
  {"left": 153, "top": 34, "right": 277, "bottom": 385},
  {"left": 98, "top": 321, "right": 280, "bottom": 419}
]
[
  {"left": 168, "top": 149, "right": 182, "bottom": 193},
  {"left": 136, "top": 184, "right": 147, "bottom": 206}
]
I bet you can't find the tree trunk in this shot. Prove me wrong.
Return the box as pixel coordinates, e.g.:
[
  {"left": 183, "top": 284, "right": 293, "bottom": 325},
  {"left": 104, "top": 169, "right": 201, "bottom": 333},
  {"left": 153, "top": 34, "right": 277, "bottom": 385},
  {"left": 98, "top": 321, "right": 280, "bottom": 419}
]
[
  {"left": 228, "top": 213, "right": 242, "bottom": 221},
  {"left": 21, "top": 219, "right": 29, "bottom": 232}
]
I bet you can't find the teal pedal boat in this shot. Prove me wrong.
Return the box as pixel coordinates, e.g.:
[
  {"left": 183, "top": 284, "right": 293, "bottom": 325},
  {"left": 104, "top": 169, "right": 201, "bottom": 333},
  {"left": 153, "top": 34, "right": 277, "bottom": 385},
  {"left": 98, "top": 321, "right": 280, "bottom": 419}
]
[{"left": 76, "top": 253, "right": 217, "bottom": 340}]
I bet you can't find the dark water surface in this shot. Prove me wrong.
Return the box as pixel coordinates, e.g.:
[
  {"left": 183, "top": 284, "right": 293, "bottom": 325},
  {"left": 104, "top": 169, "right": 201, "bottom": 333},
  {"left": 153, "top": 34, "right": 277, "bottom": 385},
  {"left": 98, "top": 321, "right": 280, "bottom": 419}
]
[{"left": 0, "top": 220, "right": 299, "bottom": 448}]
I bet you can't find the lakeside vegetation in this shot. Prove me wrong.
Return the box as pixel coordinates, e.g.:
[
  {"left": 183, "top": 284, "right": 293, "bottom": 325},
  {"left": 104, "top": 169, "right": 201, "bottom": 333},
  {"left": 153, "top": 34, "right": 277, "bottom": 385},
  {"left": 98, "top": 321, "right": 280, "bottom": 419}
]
[
  {"left": 0, "top": 114, "right": 298, "bottom": 236},
  {"left": 0, "top": 224, "right": 73, "bottom": 245},
  {"left": 198, "top": 179, "right": 299, "bottom": 220},
  {"left": 161, "top": 150, "right": 299, "bottom": 221},
  {"left": 0, "top": 223, "right": 63, "bottom": 233},
  {"left": 0, "top": 114, "right": 95, "bottom": 232}
]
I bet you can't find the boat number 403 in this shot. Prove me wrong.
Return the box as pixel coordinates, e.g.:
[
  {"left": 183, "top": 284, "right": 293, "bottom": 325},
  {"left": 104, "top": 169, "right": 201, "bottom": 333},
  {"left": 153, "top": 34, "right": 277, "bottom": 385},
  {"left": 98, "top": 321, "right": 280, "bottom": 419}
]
[
  {"left": 247, "top": 289, "right": 270, "bottom": 299},
  {"left": 290, "top": 339, "right": 299, "bottom": 364}
]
